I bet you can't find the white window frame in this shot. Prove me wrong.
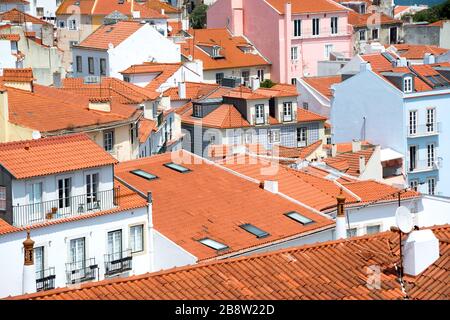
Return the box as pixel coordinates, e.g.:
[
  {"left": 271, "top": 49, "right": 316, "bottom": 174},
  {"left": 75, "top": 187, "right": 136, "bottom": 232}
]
[
  {"left": 427, "top": 108, "right": 436, "bottom": 133},
  {"left": 427, "top": 177, "right": 436, "bottom": 195},
  {"left": 255, "top": 104, "right": 265, "bottom": 124},
  {"left": 359, "top": 29, "right": 366, "bottom": 41},
  {"left": 409, "top": 180, "right": 419, "bottom": 191},
  {"left": 257, "top": 69, "right": 265, "bottom": 81},
  {"left": 312, "top": 18, "right": 320, "bottom": 36},
  {"left": 331, "top": 17, "right": 338, "bottom": 35},
  {"left": 404, "top": 77, "right": 413, "bottom": 93},
  {"left": 283, "top": 102, "right": 293, "bottom": 122},
  {"left": 427, "top": 143, "right": 435, "bottom": 167},
  {"left": 371, "top": 28, "right": 379, "bottom": 40},
  {"left": 293, "top": 19, "right": 301, "bottom": 37},
  {"left": 268, "top": 129, "right": 281, "bottom": 144},
  {"left": 366, "top": 224, "right": 381, "bottom": 235},
  {"left": 291, "top": 46, "right": 298, "bottom": 61},
  {"left": 409, "top": 110, "right": 417, "bottom": 135},
  {"left": 0, "top": 186, "right": 6, "bottom": 211},
  {"left": 324, "top": 44, "right": 333, "bottom": 59},
  {"left": 103, "top": 130, "right": 114, "bottom": 152},
  {"left": 130, "top": 224, "right": 145, "bottom": 254},
  {"left": 68, "top": 19, "right": 77, "bottom": 30},
  {"left": 409, "top": 145, "right": 417, "bottom": 171}
]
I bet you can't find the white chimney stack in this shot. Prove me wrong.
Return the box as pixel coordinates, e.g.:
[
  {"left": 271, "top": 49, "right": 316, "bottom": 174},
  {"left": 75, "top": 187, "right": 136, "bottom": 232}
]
[
  {"left": 251, "top": 77, "right": 260, "bottom": 91},
  {"left": 352, "top": 139, "right": 361, "bottom": 153},
  {"left": 423, "top": 53, "right": 436, "bottom": 65},
  {"left": 147, "top": 192, "right": 155, "bottom": 272},
  {"left": 360, "top": 62, "right": 372, "bottom": 72},
  {"left": 264, "top": 180, "right": 278, "bottom": 194},
  {"left": 359, "top": 156, "right": 366, "bottom": 174},
  {"left": 331, "top": 144, "right": 337, "bottom": 157},
  {"left": 403, "top": 229, "right": 440, "bottom": 276},
  {"left": 335, "top": 190, "right": 347, "bottom": 240},
  {"left": 397, "top": 57, "right": 408, "bottom": 67},
  {"left": 178, "top": 82, "right": 186, "bottom": 100},
  {"left": 22, "top": 231, "right": 36, "bottom": 294}
]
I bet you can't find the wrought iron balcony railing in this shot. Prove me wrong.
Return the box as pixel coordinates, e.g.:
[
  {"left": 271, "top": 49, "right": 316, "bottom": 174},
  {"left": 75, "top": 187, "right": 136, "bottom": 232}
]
[
  {"left": 12, "top": 188, "right": 120, "bottom": 227},
  {"left": 407, "top": 123, "right": 441, "bottom": 137},
  {"left": 104, "top": 249, "right": 133, "bottom": 277},
  {"left": 36, "top": 267, "right": 56, "bottom": 292},
  {"left": 65, "top": 258, "right": 98, "bottom": 285}
]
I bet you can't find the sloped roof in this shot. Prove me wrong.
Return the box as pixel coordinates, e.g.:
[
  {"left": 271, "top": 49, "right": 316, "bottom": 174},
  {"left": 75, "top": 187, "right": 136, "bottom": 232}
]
[
  {"left": 324, "top": 148, "right": 375, "bottom": 177},
  {"left": 265, "top": 0, "right": 347, "bottom": 14},
  {"left": 348, "top": 11, "right": 402, "bottom": 28},
  {"left": 56, "top": 0, "right": 96, "bottom": 15},
  {"left": 91, "top": 0, "right": 168, "bottom": 19},
  {"left": 302, "top": 75, "right": 342, "bottom": 99},
  {"left": 391, "top": 44, "right": 449, "bottom": 60},
  {"left": 2, "top": 68, "right": 33, "bottom": 82},
  {"left": 13, "top": 225, "right": 449, "bottom": 300},
  {"left": 162, "top": 82, "right": 220, "bottom": 101},
  {"left": 0, "top": 34, "right": 20, "bottom": 41},
  {"left": 0, "top": 8, "right": 51, "bottom": 25},
  {"left": 138, "top": 118, "right": 157, "bottom": 143}
]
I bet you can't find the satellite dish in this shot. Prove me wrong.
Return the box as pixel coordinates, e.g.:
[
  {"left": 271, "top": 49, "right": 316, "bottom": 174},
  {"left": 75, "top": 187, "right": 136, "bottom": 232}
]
[
  {"left": 395, "top": 206, "right": 414, "bottom": 233},
  {"left": 31, "top": 131, "right": 41, "bottom": 140}
]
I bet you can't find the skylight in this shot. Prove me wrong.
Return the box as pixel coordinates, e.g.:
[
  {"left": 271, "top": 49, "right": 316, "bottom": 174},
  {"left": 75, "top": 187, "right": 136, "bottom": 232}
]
[
  {"left": 240, "top": 224, "right": 270, "bottom": 238},
  {"left": 164, "top": 162, "right": 191, "bottom": 173},
  {"left": 285, "top": 211, "right": 314, "bottom": 225},
  {"left": 130, "top": 169, "right": 158, "bottom": 180},
  {"left": 198, "top": 238, "right": 228, "bottom": 251}
]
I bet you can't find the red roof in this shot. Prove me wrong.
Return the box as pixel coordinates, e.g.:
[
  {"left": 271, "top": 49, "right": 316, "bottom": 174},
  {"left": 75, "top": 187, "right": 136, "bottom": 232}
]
[
  {"left": 2, "top": 68, "right": 33, "bottom": 82},
  {"left": 265, "top": 0, "right": 347, "bottom": 14},
  {"left": 0, "top": 34, "right": 20, "bottom": 41},
  {"left": 348, "top": 11, "right": 402, "bottom": 28},
  {"left": 302, "top": 75, "right": 342, "bottom": 99},
  {"left": 391, "top": 44, "right": 449, "bottom": 59},
  {"left": 56, "top": 0, "right": 96, "bottom": 15},
  {"left": 121, "top": 62, "right": 183, "bottom": 92},
  {"left": 91, "top": 0, "right": 168, "bottom": 19},
  {"left": 324, "top": 147, "right": 375, "bottom": 177},
  {"left": 162, "top": 82, "right": 220, "bottom": 101},
  {"left": 0, "top": 9, "right": 51, "bottom": 25},
  {"left": 13, "top": 225, "right": 450, "bottom": 300},
  {"left": 77, "top": 21, "right": 144, "bottom": 50},
  {"left": 0, "top": 133, "right": 117, "bottom": 179},
  {"left": 114, "top": 151, "right": 334, "bottom": 260},
  {"left": 138, "top": 118, "right": 157, "bottom": 143},
  {"left": 361, "top": 53, "right": 394, "bottom": 72}
]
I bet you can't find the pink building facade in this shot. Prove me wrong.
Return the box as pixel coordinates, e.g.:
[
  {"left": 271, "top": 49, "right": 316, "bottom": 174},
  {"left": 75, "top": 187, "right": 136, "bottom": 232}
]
[{"left": 207, "top": 0, "right": 353, "bottom": 83}]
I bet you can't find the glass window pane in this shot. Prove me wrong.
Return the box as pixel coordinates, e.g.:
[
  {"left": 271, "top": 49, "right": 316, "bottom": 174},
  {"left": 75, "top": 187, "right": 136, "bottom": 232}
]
[{"left": 285, "top": 211, "right": 314, "bottom": 225}]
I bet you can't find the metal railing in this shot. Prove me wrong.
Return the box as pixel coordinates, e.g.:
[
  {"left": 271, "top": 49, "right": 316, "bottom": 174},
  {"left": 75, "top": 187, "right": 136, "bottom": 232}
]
[
  {"left": 252, "top": 114, "right": 269, "bottom": 126},
  {"left": 283, "top": 114, "right": 293, "bottom": 122},
  {"left": 65, "top": 258, "right": 98, "bottom": 285},
  {"left": 36, "top": 267, "right": 56, "bottom": 292},
  {"left": 12, "top": 188, "right": 120, "bottom": 227},
  {"left": 408, "top": 158, "right": 442, "bottom": 173},
  {"left": 104, "top": 249, "right": 133, "bottom": 277},
  {"left": 407, "top": 123, "right": 441, "bottom": 137}
]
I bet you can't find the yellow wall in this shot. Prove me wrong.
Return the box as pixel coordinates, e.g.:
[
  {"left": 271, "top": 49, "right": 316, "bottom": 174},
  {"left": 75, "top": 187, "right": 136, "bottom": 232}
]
[
  {"left": 0, "top": 91, "right": 34, "bottom": 142},
  {"left": 91, "top": 16, "right": 105, "bottom": 30}
]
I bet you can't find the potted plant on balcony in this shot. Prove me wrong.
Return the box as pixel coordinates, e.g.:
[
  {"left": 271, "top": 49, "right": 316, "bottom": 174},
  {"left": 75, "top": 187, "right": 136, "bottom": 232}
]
[{"left": 46, "top": 207, "right": 58, "bottom": 220}]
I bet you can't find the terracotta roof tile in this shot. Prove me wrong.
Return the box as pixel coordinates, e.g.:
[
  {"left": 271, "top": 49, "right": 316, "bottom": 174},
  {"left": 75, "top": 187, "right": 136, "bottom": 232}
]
[
  {"left": 348, "top": 11, "right": 402, "bottom": 28},
  {"left": 182, "top": 104, "right": 252, "bottom": 129},
  {"left": 0, "top": 8, "right": 51, "bottom": 25},
  {"left": 0, "top": 133, "right": 117, "bottom": 179},
  {"left": 162, "top": 82, "right": 219, "bottom": 101},
  {"left": 15, "top": 225, "right": 449, "bottom": 300},
  {"left": 297, "top": 108, "right": 328, "bottom": 122},
  {"left": 2, "top": 68, "right": 33, "bottom": 82},
  {"left": 361, "top": 53, "right": 395, "bottom": 72},
  {"left": 114, "top": 151, "right": 334, "bottom": 260},
  {"left": 428, "top": 20, "right": 449, "bottom": 27},
  {"left": 302, "top": 75, "right": 342, "bottom": 99},
  {"left": 266, "top": 0, "right": 347, "bottom": 14},
  {"left": 146, "top": 0, "right": 180, "bottom": 14},
  {"left": 324, "top": 148, "right": 375, "bottom": 177},
  {"left": 121, "top": 62, "right": 182, "bottom": 92},
  {"left": 0, "top": 34, "right": 20, "bottom": 41},
  {"left": 56, "top": 0, "right": 95, "bottom": 15},
  {"left": 138, "top": 118, "right": 157, "bottom": 143},
  {"left": 391, "top": 44, "right": 448, "bottom": 59}
]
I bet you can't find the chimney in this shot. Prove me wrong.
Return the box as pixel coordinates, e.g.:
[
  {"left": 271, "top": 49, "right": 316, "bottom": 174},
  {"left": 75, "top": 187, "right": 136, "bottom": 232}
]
[
  {"left": 359, "top": 155, "right": 366, "bottom": 174},
  {"left": 360, "top": 62, "right": 372, "bottom": 72},
  {"left": 423, "top": 53, "right": 436, "bottom": 65},
  {"left": 396, "top": 57, "right": 408, "bottom": 67},
  {"left": 352, "top": 139, "right": 361, "bottom": 152},
  {"left": 335, "top": 189, "right": 347, "bottom": 239},
  {"left": 251, "top": 77, "right": 260, "bottom": 91},
  {"left": 231, "top": 1, "right": 244, "bottom": 36},
  {"left": 2, "top": 68, "right": 34, "bottom": 92},
  {"left": 88, "top": 97, "right": 111, "bottom": 112},
  {"left": 403, "top": 229, "right": 440, "bottom": 276},
  {"left": 161, "top": 8, "right": 165, "bottom": 15},
  {"left": 22, "top": 231, "right": 36, "bottom": 294},
  {"left": 147, "top": 192, "right": 155, "bottom": 272},
  {"left": 264, "top": 180, "right": 278, "bottom": 194},
  {"left": 331, "top": 143, "right": 337, "bottom": 157},
  {"left": 178, "top": 81, "right": 186, "bottom": 99}
]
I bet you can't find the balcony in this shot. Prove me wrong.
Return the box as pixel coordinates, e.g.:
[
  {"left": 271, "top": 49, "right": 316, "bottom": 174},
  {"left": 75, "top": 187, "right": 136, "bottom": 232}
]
[
  {"left": 407, "top": 123, "right": 441, "bottom": 138},
  {"left": 65, "top": 258, "right": 98, "bottom": 285},
  {"left": 408, "top": 158, "right": 442, "bottom": 173},
  {"left": 252, "top": 114, "right": 269, "bottom": 126},
  {"left": 12, "top": 188, "right": 120, "bottom": 228},
  {"left": 104, "top": 249, "right": 133, "bottom": 277},
  {"left": 36, "top": 267, "right": 56, "bottom": 292},
  {"left": 283, "top": 114, "right": 293, "bottom": 123}
]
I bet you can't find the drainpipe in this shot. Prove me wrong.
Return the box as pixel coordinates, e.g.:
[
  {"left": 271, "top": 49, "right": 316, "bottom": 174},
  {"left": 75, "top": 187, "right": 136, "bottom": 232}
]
[
  {"left": 284, "top": 2, "right": 292, "bottom": 84},
  {"left": 147, "top": 192, "right": 155, "bottom": 272}
]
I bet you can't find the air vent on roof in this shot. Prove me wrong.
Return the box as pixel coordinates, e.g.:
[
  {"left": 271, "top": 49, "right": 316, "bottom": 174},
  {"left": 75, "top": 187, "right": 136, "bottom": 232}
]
[{"left": 118, "top": 0, "right": 125, "bottom": 4}]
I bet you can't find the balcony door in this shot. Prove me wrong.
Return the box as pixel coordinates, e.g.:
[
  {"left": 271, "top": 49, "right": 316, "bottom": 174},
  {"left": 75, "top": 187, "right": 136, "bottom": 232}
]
[
  {"left": 297, "top": 127, "right": 307, "bottom": 147},
  {"left": 283, "top": 102, "right": 293, "bottom": 122},
  {"left": 70, "top": 237, "right": 86, "bottom": 273},
  {"left": 427, "top": 108, "right": 436, "bottom": 133},
  {"left": 30, "top": 182, "right": 43, "bottom": 222},
  {"left": 86, "top": 173, "right": 99, "bottom": 210},
  {"left": 58, "top": 178, "right": 72, "bottom": 213},
  {"left": 108, "top": 230, "right": 122, "bottom": 261},
  {"left": 255, "top": 104, "right": 265, "bottom": 125},
  {"left": 409, "top": 145, "right": 417, "bottom": 171},
  {"left": 35, "top": 246, "right": 44, "bottom": 279}
]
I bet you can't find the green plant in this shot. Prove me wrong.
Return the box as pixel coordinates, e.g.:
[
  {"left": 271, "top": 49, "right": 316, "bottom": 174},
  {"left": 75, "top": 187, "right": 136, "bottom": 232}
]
[
  {"left": 260, "top": 79, "right": 275, "bottom": 88},
  {"left": 190, "top": 4, "right": 208, "bottom": 29},
  {"left": 413, "top": 0, "right": 450, "bottom": 23}
]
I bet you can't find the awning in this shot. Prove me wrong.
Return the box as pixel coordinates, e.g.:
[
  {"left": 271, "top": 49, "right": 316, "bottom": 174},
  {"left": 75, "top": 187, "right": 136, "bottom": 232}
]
[{"left": 380, "top": 148, "right": 404, "bottom": 162}]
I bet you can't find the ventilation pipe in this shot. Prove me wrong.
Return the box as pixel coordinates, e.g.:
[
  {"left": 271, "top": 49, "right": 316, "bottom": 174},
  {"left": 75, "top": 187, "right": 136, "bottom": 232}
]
[{"left": 22, "top": 231, "right": 36, "bottom": 295}]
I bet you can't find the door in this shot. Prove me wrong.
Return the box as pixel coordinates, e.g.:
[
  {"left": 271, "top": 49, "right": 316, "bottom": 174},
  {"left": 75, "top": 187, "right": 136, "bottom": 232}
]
[
  {"left": 409, "top": 146, "right": 417, "bottom": 171},
  {"left": 35, "top": 246, "right": 44, "bottom": 279},
  {"left": 389, "top": 27, "right": 397, "bottom": 44},
  {"left": 30, "top": 182, "right": 43, "bottom": 222},
  {"left": 86, "top": 173, "right": 99, "bottom": 210},
  {"left": 58, "top": 178, "right": 71, "bottom": 212},
  {"left": 70, "top": 237, "right": 86, "bottom": 277},
  {"left": 297, "top": 127, "right": 307, "bottom": 147},
  {"left": 108, "top": 230, "right": 122, "bottom": 261},
  {"left": 283, "top": 103, "right": 293, "bottom": 122}
]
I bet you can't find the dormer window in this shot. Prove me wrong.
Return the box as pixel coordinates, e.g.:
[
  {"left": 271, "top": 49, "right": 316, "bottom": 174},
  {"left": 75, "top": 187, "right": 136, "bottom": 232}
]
[
  {"left": 193, "top": 104, "right": 202, "bottom": 117},
  {"left": 212, "top": 46, "right": 221, "bottom": 58},
  {"left": 404, "top": 77, "right": 413, "bottom": 93}
]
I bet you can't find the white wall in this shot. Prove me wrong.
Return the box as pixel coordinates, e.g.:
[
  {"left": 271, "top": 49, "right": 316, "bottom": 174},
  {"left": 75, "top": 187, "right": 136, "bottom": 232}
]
[
  {"left": 296, "top": 78, "right": 331, "bottom": 117},
  {"left": 418, "top": 195, "right": 450, "bottom": 227},
  {"left": 0, "top": 40, "right": 16, "bottom": 70}
]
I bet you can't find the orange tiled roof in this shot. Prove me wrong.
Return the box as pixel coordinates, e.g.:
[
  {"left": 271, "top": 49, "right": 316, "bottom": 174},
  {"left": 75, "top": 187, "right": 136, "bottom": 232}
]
[
  {"left": 0, "top": 179, "right": 147, "bottom": 236},
  {"left": 15, "top": 225, "right": 449, "bottom": 300},
  {"left": 265, "top": 0, "right": 347, "bottom": 14},
  {"left": 0, "top": 8, "right": 51, "bottom": 25},
  {"left": 168, "top": 21, "right": 182, "bottom": 36},
  {"left": 146, "top": 0, "right": 180, "bottom": 14},
  {"left": 323, "top": 141, "right": 371, "bottom": 153},
  {"left": 162, "top": 82, "right": 220, "bottom": 101},
  {"left": 0, "top": 133, "right": 117, "bottom": 179},
  {"left": 394, "top": 5, "right": 410, "bottom": 16},
  {"left": 3, "top": 83, "right": 141, "bottom": 133},
  {"left": 376, "top": 65, "right": 433, "bottom": 92},
  {"left": 0, "top": 34, "right": 20, "bottom": 41},
  {"left": 297, "top": 108, "right": 328, "bottom": 122},
  {"left": 182, "top": 104, "right": 252, "bottom": 129},
  {"left": 302, "top": 75, "right": 342, "bottom": 99},
  {"left": 76, "top": 21, "right": 143, "bottom": 50},
  {"left": 180, "top": 28, "right": 270, "bottom": 71},
  {"left": 428, "top": 20, "right": 449, "bottom": 27},
  {"left": 361, "top": 53, "right": 394, "bottom": 72},
  {"left": 138, "top": 118, "right": 157, "bottom": 143},
  {"left": 324, "top": 148, "right": 375, "bottom": 176},
  {"left": 62, "top": 77, "right": 159, "bottom": 103},
  {"left": 114, "top": 151, "right": 334, "bottom": 260},
  {"left": 120, "top": 62, "right": 182, "bottom": 92},
  {"left": 2, "top": 68, "right": 33, "bottom": 82},
  {"left": 224, "top": 85, "right": 269, "bottom": 100},
  {"left": 56, "top": 0, "right": 96, "bottom": 15},
  {"left": 271, "top": 83, "right": 298, "bottom": 95},
  {"left": 91, "top": 0, "right": 168, "bottom": 19},
  {"left": 348, "top": 11, "right": 402, "bottom": 28},
  {"left": 391, "top": 44, "right": 449, "bottom": 59}
]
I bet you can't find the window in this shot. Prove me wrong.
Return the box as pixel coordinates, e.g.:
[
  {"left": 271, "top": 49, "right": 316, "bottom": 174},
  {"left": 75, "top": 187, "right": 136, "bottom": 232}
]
[
  {"left": 268, "top": 129, "right": 280, "bottom": 144},
  {"left": 86, "top": 173, "right": 99, "bottom": 205},
  {"left": 164, "top": 162, "right": 191, "bottom": 173},
  {"left": 285, "top": 211, "right": 314, "bottom": 225},
  {"left": 331, "top": 17, "right": 338, "bottom": 34},
  {"left": 347, "top": 228, "right": 357, "bottom": 238},
  {"left": 372, "top": 28, "right": 379, "bottom": 40},
  {"left": 88, "top": 57, "right": 94, "bottom": 75},
  {"left": 409, "top": 110, "right": 417, "bottom": 135},
  {"left": 199, "top": 238, "right": 228, "bottom": 251},
  {"left": 35, "top": 246, "right": 45, "bottom": 276},
  {"left": 68, "top": 19, "right": 77, "bottom": 30},
  {"left": 240, "top": 224, "right": 269, "bottom": 238},
  {"left": 427, "top": 177, "right": 436, "bottom": 195},
  {"left": 410, "top": 180, "right": 418, "bottom": 191},
  {"left": 130, "top": 123, "right": 138, "bottom": 145},
  {"left": 31, "top": 182, "right": 43, "bottom": 204},
  {"left": 69, "top": 41, "right": 78, "bottom": 48},
  {"left": 283, "top": 102, "right": 293, "bottom": 122},
  {"left": 409, "top": 145, "right": 417, "bottom": 171},
  {"left": 427, "top": 108, "right": 436, "bottom": 132},
  {"left": 255, "top": 104, "right": 265, "bottom": 124},
  {"left": 193, "top": 104, "right": 202, "bottom": 117},
  {"left": 130, "top": 225, "right": 144, "bottom": 253},
  {"left": 291, "top": 46, "right": 298, "bottom": 60},
  {"left": 36, "top": 7, "right": 44, "bottom": 16},
  {"left": 69, "top": 237, "right": 85, "bottom": 269},
  {"left": 58, "top": 178, "right": 71, "bottom": 209},
  {"left": 302, "top": 102, "right": 308, "bottom": 110},
  {"left": 103, "top": 130, "right": 114, "bottom": 151},
  {"left": 123, "top": 76, "right": 130, "bottom": 82},
  {"left": 359, "top": 29, "right": 366, "bottom": 41},
  {"left": 257, "top": 69, "right": 265, "bottom": 81},
  {"left": 100, "top": 58, "right": 106, "bottom": 76},
  {"left": 324, "top": 44, "right": 333, "bottom": 59},
  {"left": 0, "top": 186, "right": 6, "bottom": 211},
  {"left": 10, "top": 41, "right": 18, "bottom": 53},
  {"left": 130, "top": 169, "right": 158, "bottom": 180},
  {"left": 297, "top": 127, "right": 307, "bottom": 144},
  {"left": 58, "top": 20, "right": 65, "bottom": 28},
  {"left": 215, "top": 72, "right": 224, "bottom": 85},
  {"left": 427, "top": 144, "right": 435, "bottom": 167},
  {"left": 107, "top": 230, "right": 122, "bottom": 260},
  {"left": 404, "top": 77, "right": 413, "bottom": 93},
  {"left": 241, "top": 70, "right": 250, "bottom": 84},
  {"left": 76, "top": 56, "right": 82, "bottom": 73},
  {"left": 291, "top": 78, "right": 297, "bottom": 85},
  {"left": 366, "top": 225, "right": 381, "bottom": 235},
  {"left": 312, "top": 18, "right": 320, "bottom": 36},
  {"left": 293, "top": 19, "right": 301, "bottom": 37}
]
